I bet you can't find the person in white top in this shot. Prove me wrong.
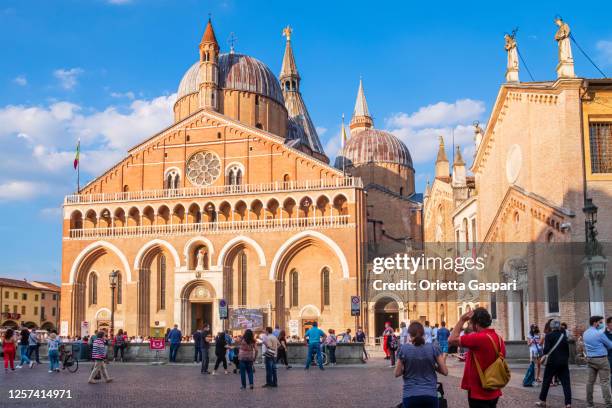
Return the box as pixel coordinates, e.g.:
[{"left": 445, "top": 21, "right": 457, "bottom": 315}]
[
  {"left": 399, "top": 322, "right": 409, "bottom": 345},
  {"left": 424, "top": 321, "right": 433, "bottom": 344}
]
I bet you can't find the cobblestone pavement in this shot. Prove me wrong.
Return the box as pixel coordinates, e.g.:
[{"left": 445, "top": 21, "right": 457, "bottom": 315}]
[{"left": 0, "top": 360, "right": 607, "bottom": 408}]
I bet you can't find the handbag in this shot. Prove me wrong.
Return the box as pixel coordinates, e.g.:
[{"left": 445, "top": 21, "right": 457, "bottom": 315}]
[{"left": 540, "top": 333, "right": 564, "bottom": 366}]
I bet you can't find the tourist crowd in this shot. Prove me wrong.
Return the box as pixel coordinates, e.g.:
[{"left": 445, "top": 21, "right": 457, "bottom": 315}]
[{"left": 3, "top": 310, "right": 612, "bottom": 407}]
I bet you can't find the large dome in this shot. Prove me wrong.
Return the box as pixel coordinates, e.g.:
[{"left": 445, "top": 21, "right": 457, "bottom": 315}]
[
  {"left": 336, "top": 128, "right": 413, "bottom": 169},
  {"left": 177, "top": 53, "right": 285, "bottom": 105}
]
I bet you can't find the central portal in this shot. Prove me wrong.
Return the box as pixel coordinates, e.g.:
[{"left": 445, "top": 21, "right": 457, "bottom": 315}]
[
  {"left": 191, "top": 302, "right": 213, "bottom": 331},
  {"left": 181, "top": 280, "right": 217, "bottom": 335}
]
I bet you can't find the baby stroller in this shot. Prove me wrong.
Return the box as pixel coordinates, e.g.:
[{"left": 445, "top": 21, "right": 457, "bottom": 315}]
[{"left": 394, "top": 382, "right": 447, "bottom": 408}]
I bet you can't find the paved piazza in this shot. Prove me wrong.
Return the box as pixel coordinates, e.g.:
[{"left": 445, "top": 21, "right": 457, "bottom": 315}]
[{"left": 0, "top": 359, "right": 607, "bottom": 407}]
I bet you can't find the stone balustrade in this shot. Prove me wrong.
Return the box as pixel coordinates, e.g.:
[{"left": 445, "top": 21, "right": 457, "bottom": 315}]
[
  {"left": 68, "top": 215, "right": 352, "bottom": 240},
  {"left": 65, "top": 178, "right": 362, "bottom": 205}
]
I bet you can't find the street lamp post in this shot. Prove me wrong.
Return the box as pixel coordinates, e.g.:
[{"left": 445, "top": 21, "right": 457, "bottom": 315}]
[
  {"left": 581, "top": 198, "right": 607, "bottom": 316},
  {"left": 109, "top": 270, "right": 119, "bottom": 336}
]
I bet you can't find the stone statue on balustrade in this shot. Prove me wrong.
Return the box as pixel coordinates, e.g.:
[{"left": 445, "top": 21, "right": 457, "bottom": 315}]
[
  {"left": 504, "top": 33, "right": 519, "bottom": 83},
  {"left": 554, "top": 17, "right": 575, "bottom": 78}
]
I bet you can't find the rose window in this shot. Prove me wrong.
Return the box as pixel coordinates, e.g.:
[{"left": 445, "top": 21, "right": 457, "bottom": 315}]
[{"left": 186, "top": 151, "right": 221, "bottom": 186}]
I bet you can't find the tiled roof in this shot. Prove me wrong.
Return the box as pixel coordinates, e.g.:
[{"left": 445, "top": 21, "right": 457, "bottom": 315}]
[
  {"left": 31, "top": 281, "right": 61, "bottom": 292},
  {"left": 0, "top": 278, "right": 38, "bottom": 290}
]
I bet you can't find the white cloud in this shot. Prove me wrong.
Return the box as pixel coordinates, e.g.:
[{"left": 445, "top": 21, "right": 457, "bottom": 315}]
[
  {"left": 0, "top": 181, "right": 48, "bottom": 201},
  {"left": 0, "top": 93, "right": 176, "bottom": 200},
  {"left": 596, "top": 40, "right": 612, "bottom": 66},
  {"left": 53, "top": 68, "right": 84, "bottom": 90},
  {"left": 386, "top": 99, "right": 485, "bottom": 128},
  {"left": 107, "top": 0, "right": 132, "bottom": 4},
  {"left": 384, "top": 99, "right": 486, "bottom": 166},
  {"left": 315, "top": 126, "right": 327, "bottom": 136},
  {"left": 13, "top": 75, "right": 27, "bottom": 86},
  {"left": 110, "top": 91, "right": 135, "bottom": 100}
]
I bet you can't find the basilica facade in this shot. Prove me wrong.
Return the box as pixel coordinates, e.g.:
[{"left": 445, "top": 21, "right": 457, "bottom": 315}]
[{"left": 60, "top": 20, "right": 421, "bottom": 338}]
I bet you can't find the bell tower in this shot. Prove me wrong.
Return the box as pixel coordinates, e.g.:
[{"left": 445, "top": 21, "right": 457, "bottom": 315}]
[{"left": 198, "top": 18, "right": 219, "bottom": 111}]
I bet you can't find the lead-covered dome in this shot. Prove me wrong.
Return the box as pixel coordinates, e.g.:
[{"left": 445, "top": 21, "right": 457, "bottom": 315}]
[
  {"left": 336, "top": 128, "right": 413, "bottom": 169},
  {"left": 177, "top": 53, "right": 285, "bottom": 105}
]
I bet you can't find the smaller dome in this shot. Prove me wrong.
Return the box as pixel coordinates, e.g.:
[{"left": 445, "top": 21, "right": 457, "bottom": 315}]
[{"left": 336, "top": 128, "right": 413, "bottom": 169}]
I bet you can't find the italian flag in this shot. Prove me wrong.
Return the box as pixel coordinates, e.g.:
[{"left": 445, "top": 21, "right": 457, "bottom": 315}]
[{"left": 73, "top": 139, "right": 80, "bottom": 170}]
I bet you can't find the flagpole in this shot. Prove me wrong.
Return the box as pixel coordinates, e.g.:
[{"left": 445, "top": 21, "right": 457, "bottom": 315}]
[
  {"left": 75, "top": 138, "right": 80, "bottom": 193},
  {"left": 77, "top": 159, "right": 80, "bottom": 192},
  {"left": 341, "top": 113, "right": 346, "bottom": 176}
]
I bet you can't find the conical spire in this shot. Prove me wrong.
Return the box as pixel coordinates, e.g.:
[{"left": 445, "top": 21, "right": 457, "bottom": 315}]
[
  {"left": 434, "top": 136, "right": 450, "bottom": 178},
  {"left": 280, "top": 25, "right": 299, "bottom": 83},
  {"left": 201, "top": 18, "right": 218, "bottom": 45},
  {"left": 349, "top": 78, "right": 374, "bottom": 135},
  {"left": 353, "top": 78, "right": 370, "bottom": 118},
  {"left": 454, "top": 145, "right": 465, "bottom": 166},
  {"left": 280, "top": 26, "right": 327, "bottom": 162},
  {"left": 436, "top": 136, "right": 448, "bottom": 163}
]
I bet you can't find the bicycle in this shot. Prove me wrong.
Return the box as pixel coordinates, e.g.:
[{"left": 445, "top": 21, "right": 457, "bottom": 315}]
[
  {"left": 308, "top": 344, "right": 329, "bottom": 366},
  {"left": 59, "top": 344, "right": 79, "bottom": 373}
]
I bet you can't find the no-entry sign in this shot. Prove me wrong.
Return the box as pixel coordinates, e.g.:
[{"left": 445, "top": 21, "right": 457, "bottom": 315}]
[{"left": 351, "top": 296, "right": 361, "bottom": 316}]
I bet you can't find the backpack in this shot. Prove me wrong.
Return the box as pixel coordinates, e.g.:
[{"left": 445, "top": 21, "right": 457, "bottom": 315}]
[
  {"left": 115, "top": 335, "right": 125, "bottom": 346},
  {"left": 522, "top": 360, "right": 535, "bottom": 387},
  {"left": 472, "top": 333, "right": 511, "bottom": 390},
  {"left": 389, "top": 334, "right": 398, "bottom": 350}
]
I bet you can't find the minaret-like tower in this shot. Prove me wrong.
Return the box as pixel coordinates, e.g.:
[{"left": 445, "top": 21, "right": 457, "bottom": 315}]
[
  {"left": 280, "top": 25, "right": 300, "bottom": 94},
  {"left": 349, "top": 79, "right": 374, "bottom": 136},
  {"left": 280, "top": 26, "right": 327, "bottom": 162},
  {"left": 198, "top": 18, "right": 219, "bottom": 111},
  {"left": 434, "top": 136, "right": 450, "bottom": 178},
  {"left": 452, "top": 145, "right": 467, "bottom": 187}
]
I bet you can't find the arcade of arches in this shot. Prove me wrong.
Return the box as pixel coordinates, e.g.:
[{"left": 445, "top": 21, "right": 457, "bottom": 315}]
[{"left": 63, "top": 230, "right": 360, "bottom": 337}]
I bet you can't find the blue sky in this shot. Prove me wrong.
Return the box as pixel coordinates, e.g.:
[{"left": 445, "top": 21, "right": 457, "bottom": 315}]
[{"left": 1, "top": 0, "right": 611, "bottom": 283}]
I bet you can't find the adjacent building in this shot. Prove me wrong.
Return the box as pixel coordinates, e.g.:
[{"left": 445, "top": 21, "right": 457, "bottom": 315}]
[{"left": 0, "top": 278, "right": 61, "bottom": 331}]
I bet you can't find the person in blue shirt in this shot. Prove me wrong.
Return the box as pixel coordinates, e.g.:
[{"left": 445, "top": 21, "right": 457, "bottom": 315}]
[
  {"left": 606, "top": 317, "right": 612, "bottom": 390},
  {"left": 583, "top": 315, "right": 612, "bottom": 407},
  {"left": 436, "top": 321, "right": 451, "bottom": 357},
  {"left": 304, "top": 322, "right": 326, "bottom": 370},
  {"left": 167, "top": 324, "right": 182, "bottom": 363}
]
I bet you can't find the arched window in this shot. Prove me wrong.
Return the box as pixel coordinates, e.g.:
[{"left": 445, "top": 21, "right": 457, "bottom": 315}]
[
  {"left": 158, "top": 254, "right": 166, "bottom": 311},
  {"left": 238, "top": 251, "right": 247, "bottom": 305},
  {"left": 164, "top": 169, "right": 180, "bottom": 190},
  {"left": 290, "top": 269, "right": 299, "bottom": 307},
  {"left": 89, "top": 272, "right": 98, "bottom": 306},
  {"left": 116, "top": 272, "right": 122, "bottom": 305},
  {"left": 321, "top": 267, "right": 330, "bottom": 307},
  {"left": 227, "top": 164, "right": 244, "bottom": 186}
]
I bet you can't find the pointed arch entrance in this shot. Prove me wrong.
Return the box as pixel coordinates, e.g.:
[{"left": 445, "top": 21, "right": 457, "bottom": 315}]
[
  {"left": 271, "top": 231, "right": 348, "bottom": 329},
  {"left": 180, "top": 280, "right": 216, "bottom": 335},
  {"left": 134, "top": 240, "right": 179, "bottom": 336},
  {"left": 69, "top": 241, "right": 129, "bottom": 335}
]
